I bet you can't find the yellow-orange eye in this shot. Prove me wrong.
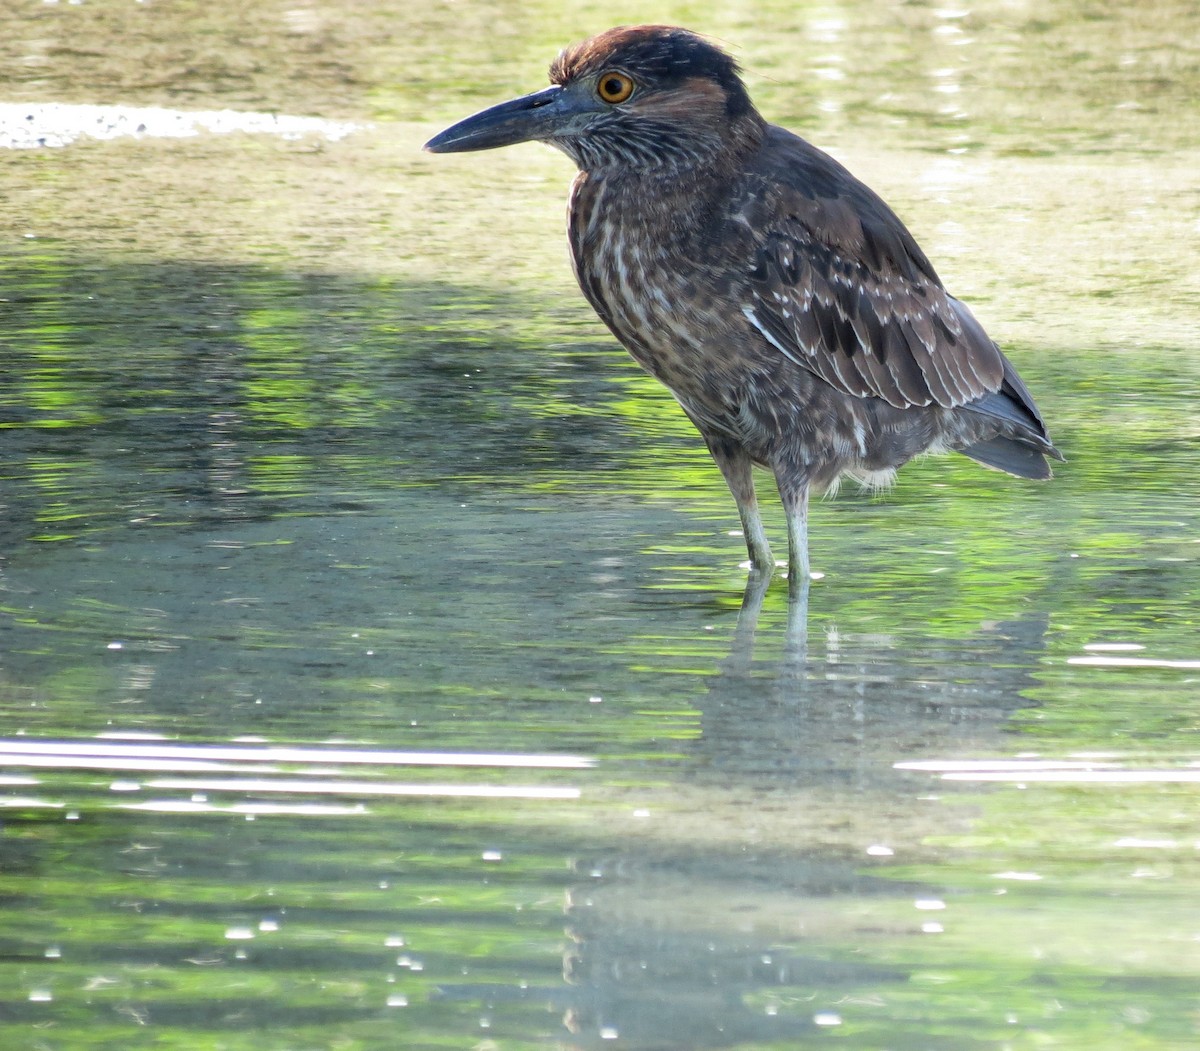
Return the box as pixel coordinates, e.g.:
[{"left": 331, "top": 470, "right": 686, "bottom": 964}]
[{"left": 596, "top": 71, "right": 635, "bottom": 104}]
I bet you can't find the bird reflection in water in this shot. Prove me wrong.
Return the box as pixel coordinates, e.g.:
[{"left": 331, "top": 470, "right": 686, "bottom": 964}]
[
  {"left": 552, "top": 607, "right": 1051, "bottom": 1048},
  {"left": 426, "top": 26, "right": 1061, "bottom": 601}
]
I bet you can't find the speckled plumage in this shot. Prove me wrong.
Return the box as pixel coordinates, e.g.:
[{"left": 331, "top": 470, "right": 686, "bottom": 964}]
[{"left": 426, "top": 25, "right": 1062, "bottom": 593}]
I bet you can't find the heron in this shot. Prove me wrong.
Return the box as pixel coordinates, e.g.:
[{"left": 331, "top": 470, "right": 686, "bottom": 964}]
[{"left": 425, "top": 25, "right": 1061, "bottom": 596}]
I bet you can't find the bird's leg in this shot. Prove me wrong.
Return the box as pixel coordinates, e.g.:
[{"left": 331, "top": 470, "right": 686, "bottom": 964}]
[
  {"left": 775, "top": 473, "right": 811, "bottom": 601},
  {"left": 706, "top": 439, "right": 774, "bottom": 577}
]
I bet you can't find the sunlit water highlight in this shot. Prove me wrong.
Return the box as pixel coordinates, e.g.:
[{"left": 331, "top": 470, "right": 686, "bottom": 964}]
[
  {"left": 0, "top": 102, "right": 362, "bottom": 150},
  {"left": 0, "top": 738, "right": 595, "bottom": 768}
]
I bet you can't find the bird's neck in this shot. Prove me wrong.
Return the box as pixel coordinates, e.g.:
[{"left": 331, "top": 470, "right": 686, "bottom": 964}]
[
  {"left": 575, "top": 113, "right": 764, "bottom": 228},
  {"left": 575, "top": 111, "right": 764, "bottom": 183}
]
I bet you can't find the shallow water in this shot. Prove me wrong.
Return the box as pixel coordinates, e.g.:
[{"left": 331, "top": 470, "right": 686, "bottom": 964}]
[{"left": 1, "top": 1, "right": 1199, "bottom": 1049}]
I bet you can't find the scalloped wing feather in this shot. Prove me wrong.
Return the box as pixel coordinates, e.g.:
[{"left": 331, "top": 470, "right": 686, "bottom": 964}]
[{"left": 734, "top": 127, "right": 1007, "bottom": 410}]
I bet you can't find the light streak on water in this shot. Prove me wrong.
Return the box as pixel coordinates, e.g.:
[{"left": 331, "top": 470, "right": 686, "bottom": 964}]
[
  {"left": 0, "top": 102, "right": 362, "bottom": 149},
  {"left": 0, "top": 739, "right": 588, "bottom": 808},
  {"left": 0, "top": 738, "right": 594, "bottom": 769},
  {"left": 896, "top": 757, "right": 1200, "bottom": 784}
]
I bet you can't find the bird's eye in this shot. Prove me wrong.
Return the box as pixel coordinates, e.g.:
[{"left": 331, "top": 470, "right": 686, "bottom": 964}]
[{"left": 596, "top": 71, "right": 635, "bottom": 104}]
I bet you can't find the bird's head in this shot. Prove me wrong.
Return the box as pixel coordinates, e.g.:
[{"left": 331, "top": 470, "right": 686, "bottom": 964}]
[{"left": 424, "top": 26, "right": 762, "bottom": 174}]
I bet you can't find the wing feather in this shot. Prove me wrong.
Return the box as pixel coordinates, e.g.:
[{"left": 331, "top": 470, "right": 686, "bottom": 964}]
[{"left": 734, "top": 126, "right": 1007, "bottom": 410}]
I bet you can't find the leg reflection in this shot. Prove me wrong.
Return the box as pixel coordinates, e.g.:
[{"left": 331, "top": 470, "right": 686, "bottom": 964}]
[{"left": 729, "top": 571, "right": 809, "bottom": 676}]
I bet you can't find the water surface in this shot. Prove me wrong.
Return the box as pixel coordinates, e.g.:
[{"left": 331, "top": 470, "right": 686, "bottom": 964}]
[{"left": 1, "top": 1, "right": 1198, "bottom": 1048}]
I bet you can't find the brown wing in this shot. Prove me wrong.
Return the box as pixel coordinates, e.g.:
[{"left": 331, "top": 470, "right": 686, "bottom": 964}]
[{"left": 733, "top": 126, "right": 1005, "bottom": 409}]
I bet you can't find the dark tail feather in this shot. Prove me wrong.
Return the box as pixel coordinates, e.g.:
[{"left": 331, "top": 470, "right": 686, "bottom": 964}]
[
  {"left": 959, "top": 349, "right": 1064, "bottom": 478},
  {"left": 959, "top": 436, "right": 1053, "bottom": 479}
]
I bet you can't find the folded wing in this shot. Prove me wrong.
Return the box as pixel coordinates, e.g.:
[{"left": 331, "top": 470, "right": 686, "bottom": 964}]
[{"left": 735, "top": 127, "right": 1009, "bottom": 411}]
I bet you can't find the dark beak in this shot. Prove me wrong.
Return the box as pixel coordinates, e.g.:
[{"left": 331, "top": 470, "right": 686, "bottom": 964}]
[{"left": 424, "top": 85, "right": 581, "bottom": 153}]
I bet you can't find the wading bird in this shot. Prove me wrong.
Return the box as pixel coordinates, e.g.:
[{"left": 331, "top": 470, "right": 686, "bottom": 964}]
[{"left": 425, "top": 26, "right": 1061, "bottom": 596}]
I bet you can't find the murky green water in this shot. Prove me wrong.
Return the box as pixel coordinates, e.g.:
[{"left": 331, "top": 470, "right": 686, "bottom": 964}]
[{"left": 1, "top": 1, "right": 1198, "bottom": 1048}]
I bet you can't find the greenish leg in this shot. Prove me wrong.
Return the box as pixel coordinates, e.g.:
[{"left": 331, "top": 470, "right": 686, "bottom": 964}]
[
  {"left": 777, "top": 478, "right": 811, "bottom": 601},
  {"left": 708, "top": 441, "right": 775, "bottom": 576}
]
